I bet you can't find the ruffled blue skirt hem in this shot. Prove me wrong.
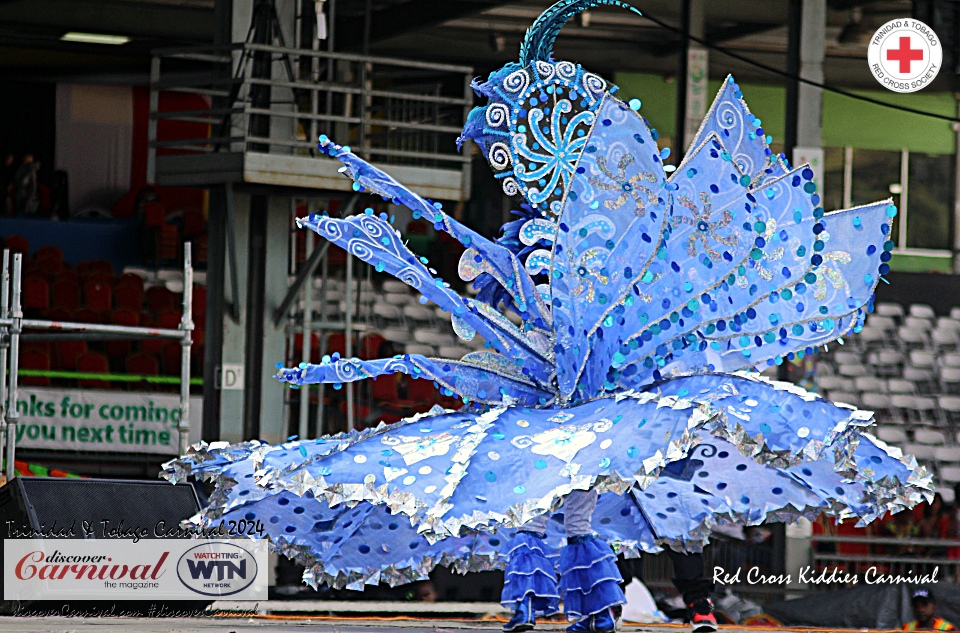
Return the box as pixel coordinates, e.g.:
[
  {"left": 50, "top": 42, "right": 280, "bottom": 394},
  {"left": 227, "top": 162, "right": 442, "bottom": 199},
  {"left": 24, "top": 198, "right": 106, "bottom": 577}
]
[
  {"left": 558, "top": 535, "right": 625, "bottom": 620},
  {"left": 501, "top": 532, "right": 560, "bottom": 616}
]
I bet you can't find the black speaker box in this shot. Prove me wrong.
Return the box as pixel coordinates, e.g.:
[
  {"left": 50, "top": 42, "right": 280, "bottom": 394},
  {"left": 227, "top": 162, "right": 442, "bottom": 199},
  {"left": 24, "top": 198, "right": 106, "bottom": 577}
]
[{"left": 0, "top": 476, "right": 203, "bottom": 615}]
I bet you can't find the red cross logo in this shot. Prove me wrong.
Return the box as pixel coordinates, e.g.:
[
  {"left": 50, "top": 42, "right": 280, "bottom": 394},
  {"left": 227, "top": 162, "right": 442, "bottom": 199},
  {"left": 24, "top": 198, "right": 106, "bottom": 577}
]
[{"left": 886, "top": 36, "right": 924, "bottom": 73}]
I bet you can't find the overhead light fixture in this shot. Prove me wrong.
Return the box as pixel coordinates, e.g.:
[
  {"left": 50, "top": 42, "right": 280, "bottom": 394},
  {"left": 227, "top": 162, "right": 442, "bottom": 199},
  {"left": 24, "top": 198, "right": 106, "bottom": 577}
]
[{"left": 61, "top": 32, "right": 130, "bottom": 45}]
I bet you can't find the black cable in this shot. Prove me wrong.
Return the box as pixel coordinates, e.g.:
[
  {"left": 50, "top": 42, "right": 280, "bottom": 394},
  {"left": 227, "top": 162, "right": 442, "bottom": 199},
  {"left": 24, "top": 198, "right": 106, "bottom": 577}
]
[{"left": 642, "top": 10, "right": 960, "bottom": 124}]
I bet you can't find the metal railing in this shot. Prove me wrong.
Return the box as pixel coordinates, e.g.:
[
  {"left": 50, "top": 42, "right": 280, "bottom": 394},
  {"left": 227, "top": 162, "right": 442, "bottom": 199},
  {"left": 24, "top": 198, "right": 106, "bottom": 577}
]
[
  {"left": 148, "top": 43, "right": 474, "bottom": 183},
  {"left": 634, "top": 535, "right": 781, "bottom": 599},
  {"left": 810, "top": 534, "right": 960, "bottom": 584},
  {"left": 0, "top": 245, "right": 196, "bottom": 478}
]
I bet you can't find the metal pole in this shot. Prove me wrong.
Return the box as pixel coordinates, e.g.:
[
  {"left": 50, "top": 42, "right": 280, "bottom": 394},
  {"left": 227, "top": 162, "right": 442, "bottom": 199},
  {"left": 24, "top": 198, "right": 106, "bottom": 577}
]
[
  {"left": 0, "top": 250, "right": 8, "bottom": 468},
  {"left": 344, "top": 242, "right": 354, "bottom": 432},
  {"left": 178, "top": 243, "right": 195, "bottom": 455},
  {"left": 299, "top": 225, "right": 314, "bottom": 439},
  {"left": 5, "top": 254, "right": 21, "bottom": 481}
]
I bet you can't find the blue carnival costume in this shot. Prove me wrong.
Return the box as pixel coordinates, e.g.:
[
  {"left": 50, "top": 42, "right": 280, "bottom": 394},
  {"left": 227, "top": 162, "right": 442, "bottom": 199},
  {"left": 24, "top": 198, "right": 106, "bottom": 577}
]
[{"left": 164, "top": 1, "right": 932, "bottom": 631}]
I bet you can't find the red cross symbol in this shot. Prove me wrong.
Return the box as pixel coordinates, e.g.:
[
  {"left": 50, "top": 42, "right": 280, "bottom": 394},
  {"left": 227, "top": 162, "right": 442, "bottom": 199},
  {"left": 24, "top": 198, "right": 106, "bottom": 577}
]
[{"left": 886, "top": 36, "right": 924, "bottom": 73}]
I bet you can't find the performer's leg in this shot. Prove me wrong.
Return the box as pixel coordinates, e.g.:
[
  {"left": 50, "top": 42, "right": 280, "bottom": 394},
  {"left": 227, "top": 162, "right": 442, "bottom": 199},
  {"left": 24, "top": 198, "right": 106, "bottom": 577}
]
[
  {"left": 666, "top": 549, "right": 717, "bottom": 633},
  {"left": 558, "top": 490, "right": 625, "bottom": 633},
  {"left": 501, "top": 513, "right": 559, "bottom": 632}
]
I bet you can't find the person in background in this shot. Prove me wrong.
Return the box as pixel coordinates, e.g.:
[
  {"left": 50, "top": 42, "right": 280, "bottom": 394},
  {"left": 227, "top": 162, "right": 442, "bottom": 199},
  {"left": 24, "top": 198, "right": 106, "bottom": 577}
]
[
  {"left": 904, "top": 589, "right": 955, "bottom": 630},
  {"left": 1, "top": 153, "right": 15, "bottom": 215},
  {"left": 13, "top": 153, "right": 40, "bottom": 216},
  {"left": 883, "top": 509, "right": 922, "bottom": 556},
  {"left": 412, "top": 580, "right": 438, "bottom": 602}
]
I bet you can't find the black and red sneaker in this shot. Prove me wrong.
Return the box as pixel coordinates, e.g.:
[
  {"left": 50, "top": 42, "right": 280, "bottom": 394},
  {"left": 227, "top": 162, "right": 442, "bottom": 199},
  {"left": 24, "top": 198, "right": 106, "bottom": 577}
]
[{"left": 688, "top": 598, "right": 718, "bottom": 633}]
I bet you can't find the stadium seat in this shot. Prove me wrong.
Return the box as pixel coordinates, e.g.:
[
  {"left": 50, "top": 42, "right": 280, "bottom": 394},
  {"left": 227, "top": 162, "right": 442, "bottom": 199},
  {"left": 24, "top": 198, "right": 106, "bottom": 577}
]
[
  {"left": 910, "top": 304, "right": 937, "bottom": 320},
  {"left": 876, "top": 427, "right": 907, "bottom": 444},
  {"left": 915, "top": 429, "right": 947, "bottom": 445},
  {"left": 938, "top": 395, "right": 960, "bottom": 426},
  {"left": 867, "top": 315, "right": 898, "bottom": 333},
  {"left": 20, "top": 349, "right": 50, "bottom": 386},
  {"left": 856, "top": 326, "right": 888, "bottom": 351},
  {"left": 939, "top": 466, "right": 960, "bottom": 484},
  {"left": 887, "top": 379, "right": 917, "bottom": 394},
  {"left": 381, "top": 280, "right": 407, "bottom": 294},
  {"left": 404, "top": 344, "right": 436, "bottom": 356},
  {"left": 51, "top": 279, "right": 81, "bottom": 312},
  {"left": 373, "top": 303, "right": 402, "bottom": 327},
  {"left": 933, "top": 446, "right": 960, "bottom": 464},
  {"left": 192, "top": 284, "right": 206, "bottom": 318},
  {"left": 83, "top": 278, "right": 112, "bottom": 312},
  {"left": 906, "top": 443, "right": 937, "bottom": 461},
  {"left": 76, "top": 352, "right": 110, "bottom": 389},
  {"left": 904, "top": 316, "right": 934, "bottom": 331},
  {"left": 407, "top": 374, "right": 438, "bottom": 404},
  {"left": 931, "top": 329, "right": 959, "bottom": 354},
  {"left": 867, "top": 349, "right": 903, "bottom": 378},
  {"left": 115, "top": 283, "right": 144, "bottom": 312},
  {"left": 951, "top": 307, "right": 960, "bottom": 320},
  {"left": 834, "top": 350, "right": 861, "bottom": 366},
  {"left": 126, "top": 353, "right": 160, "bottom": 377},
  {"left": 941, "top": 367, "right": 960, "bottom": 395},
  {"left": 161, "top": 341, "right": 182, "bottom": 375},
  {"left": 35, "top": 245, "right": 62, "bottom": 262},
  {"left": 874, "top": 302, "right": 905, "bottom": 321},
  {"left": 837, "top": 363, "right": 867, "bottom": 378},
  {"left": 828, "top": 391, "right": 859, "bottom": 406},
  {"left": 897, "top": 326, "right": 928, "bottom": 351},
  {"left": 359, "top": 333, "right": 387, "bottom": 360},
  {"left": 854, "top": 376, "right": 884, "bottom": 393},
  {"left": 145, "top": 286, "right": 178, "bottom": 313},
  {"left": 23, "top": 277, "right": 50, "bottom": 315},
  {"left": 56, "top": 340, "right": 87, "bottom": 371},
  {"left": 105, "top": 309, "right": 140, "bottom": 366},
  {"left": 4, "top": 235, "right": 28, "bottom": 255},
  {"left": 383, "top": 292, "right": 410, "bottom": 306}
]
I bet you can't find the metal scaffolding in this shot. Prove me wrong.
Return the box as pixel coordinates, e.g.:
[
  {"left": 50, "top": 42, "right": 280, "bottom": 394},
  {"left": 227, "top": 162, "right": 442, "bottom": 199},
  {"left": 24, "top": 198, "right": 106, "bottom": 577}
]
[{"left": 0, "top": 245, "right": 196, "bottom": 480}]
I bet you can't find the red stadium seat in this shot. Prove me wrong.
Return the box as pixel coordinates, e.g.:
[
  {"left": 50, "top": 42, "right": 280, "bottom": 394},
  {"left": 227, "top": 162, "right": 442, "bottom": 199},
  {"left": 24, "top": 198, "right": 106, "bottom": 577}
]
[
  {"left": 74, "top": 308, "right": 103, "bottom": 324},
  {"left": 126, "top": 353, "right": 159, "bottom": 376},
  {"left": 115, "top": 283, "right": 144, "bottom": 311},
  {"left": 192, "top": 284, "right": 206, "bottom": 318},
  {"left": 47, "top": 307, "right": 73, "bottom": 322},
  {"left": 145, "top": 286, "right": 177, "bottom": 313},
  {"left": 156, "top": 310, "right": 181, "bottom": 329},
  {"left": 56, "top": 340, "right": 88, "bottom": 371},
  {"left": 35, "top": 245, "right": 63, "bottom": 262},
  {"left": 20, "top": 349, "right": 50, "bottom": 386},
  {"left": 4, "top": 235, "right": 28, "bottom": 255},
  {"left": 360, "top": 333, "right": 387, "bottom": 360},
  {"left": 105, "top": 309, "right": 140, "bottom": 365},
  {"left": 84, "top": 278, "right": 112, "bottom": 312},
  {"left": 407, "top": 375, "right": 438, "bottom": 405},
  {"left": 51, "top": 279, "right": 81, "bottom": 312},
  {"left": 161, "top": 341, "right": 182, "bottom": 375},
  {"left": 23, "top": 277, "right": 50, "bottom": 315},
  {"left": 118, "top": 273, "right": 145, "bottom": 294},
  {"left": 76, "top": 352, "right": 109, "bottom": 389}
]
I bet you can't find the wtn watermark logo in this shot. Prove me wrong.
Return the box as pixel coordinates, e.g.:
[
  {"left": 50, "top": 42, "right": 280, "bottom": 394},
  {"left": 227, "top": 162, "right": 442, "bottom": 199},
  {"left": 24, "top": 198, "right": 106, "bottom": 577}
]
[{"left": 177, "top": 544, "right": 258, "bottom": 596}]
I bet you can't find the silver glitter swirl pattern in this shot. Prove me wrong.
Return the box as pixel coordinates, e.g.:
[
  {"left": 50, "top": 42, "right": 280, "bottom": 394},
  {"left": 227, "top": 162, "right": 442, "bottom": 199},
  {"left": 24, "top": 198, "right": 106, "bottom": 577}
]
[
  {"left": 488, "top": 142, "right": 511, "bottom": 170},
  {"left": 503, "top": 69, "right": 530, "bottom": 94},
  {"left": 485, "top": 103, "right": 509, "bottom": 128}
]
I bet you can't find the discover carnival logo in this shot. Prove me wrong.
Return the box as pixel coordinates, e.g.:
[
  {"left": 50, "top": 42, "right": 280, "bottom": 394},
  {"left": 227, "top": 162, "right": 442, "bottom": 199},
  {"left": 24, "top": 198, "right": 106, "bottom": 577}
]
[
  {"left": 4, "top": 539, "right": 267, "bottom": 601},
  {"left": 868, "top": 18, "right": 942, "bottom": 93}
]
